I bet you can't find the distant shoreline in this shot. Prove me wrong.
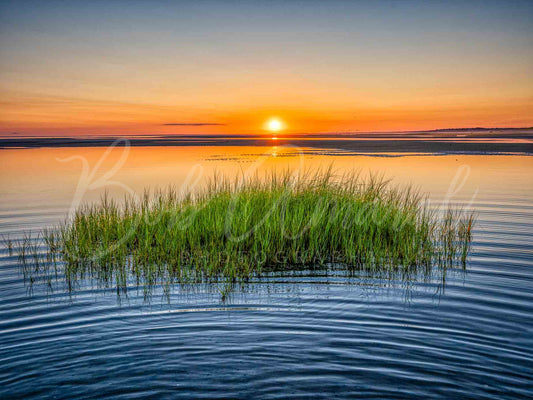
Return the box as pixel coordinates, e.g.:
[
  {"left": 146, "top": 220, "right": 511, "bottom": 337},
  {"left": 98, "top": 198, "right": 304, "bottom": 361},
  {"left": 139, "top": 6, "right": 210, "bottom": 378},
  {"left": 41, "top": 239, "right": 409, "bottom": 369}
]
[{"left": 1, "top": 129, "right": 532, "bottom": 155}]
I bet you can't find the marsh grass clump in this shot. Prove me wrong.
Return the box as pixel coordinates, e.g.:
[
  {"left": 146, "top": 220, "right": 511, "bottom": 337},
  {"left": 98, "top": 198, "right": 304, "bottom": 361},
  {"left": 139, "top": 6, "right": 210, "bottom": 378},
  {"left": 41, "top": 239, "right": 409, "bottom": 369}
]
[{"left": 24, "top": 169, "right": 474, "bottom": 298}]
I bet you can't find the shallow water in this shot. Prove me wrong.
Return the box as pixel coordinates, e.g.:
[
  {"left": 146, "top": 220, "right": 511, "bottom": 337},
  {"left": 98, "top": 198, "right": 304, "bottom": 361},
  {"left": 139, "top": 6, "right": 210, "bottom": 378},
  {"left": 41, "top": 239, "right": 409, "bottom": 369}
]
[{"left": 0, "top": 145, "right": 532, "bottom": 399}]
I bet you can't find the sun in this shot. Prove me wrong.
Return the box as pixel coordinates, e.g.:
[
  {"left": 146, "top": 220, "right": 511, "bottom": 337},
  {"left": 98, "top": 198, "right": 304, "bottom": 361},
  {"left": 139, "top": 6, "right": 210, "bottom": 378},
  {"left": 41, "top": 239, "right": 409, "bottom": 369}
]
[{"left": 265, "top": 117, "right": 285, "bottom": 133}]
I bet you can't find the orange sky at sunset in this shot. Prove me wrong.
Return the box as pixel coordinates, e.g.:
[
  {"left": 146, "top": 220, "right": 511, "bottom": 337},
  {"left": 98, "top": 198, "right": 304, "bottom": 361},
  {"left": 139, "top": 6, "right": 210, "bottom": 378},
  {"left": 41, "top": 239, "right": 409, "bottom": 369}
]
[{"left": 1, "top": 1, "right": 532, "bottom": 136}]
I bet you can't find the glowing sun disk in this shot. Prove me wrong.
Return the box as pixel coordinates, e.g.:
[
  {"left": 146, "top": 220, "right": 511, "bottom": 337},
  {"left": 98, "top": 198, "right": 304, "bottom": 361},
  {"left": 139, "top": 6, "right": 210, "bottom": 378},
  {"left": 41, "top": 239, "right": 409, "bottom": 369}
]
[{"left": 266, "top": 118, "right": 284, "bottom": 132}]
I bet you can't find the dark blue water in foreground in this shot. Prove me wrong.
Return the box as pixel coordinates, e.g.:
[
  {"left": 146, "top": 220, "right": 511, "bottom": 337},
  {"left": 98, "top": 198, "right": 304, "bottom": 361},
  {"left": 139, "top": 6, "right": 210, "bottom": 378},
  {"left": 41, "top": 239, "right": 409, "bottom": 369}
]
[{"left": 0, "top": 150, "right": 532, "bottom": 399}]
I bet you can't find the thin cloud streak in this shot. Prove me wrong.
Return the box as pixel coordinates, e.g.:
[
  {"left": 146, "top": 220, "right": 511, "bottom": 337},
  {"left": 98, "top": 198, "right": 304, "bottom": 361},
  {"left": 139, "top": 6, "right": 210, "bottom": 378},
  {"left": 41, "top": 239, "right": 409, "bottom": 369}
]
[{"left": 163, "top": 123, "right": 226, "bottom": 126}]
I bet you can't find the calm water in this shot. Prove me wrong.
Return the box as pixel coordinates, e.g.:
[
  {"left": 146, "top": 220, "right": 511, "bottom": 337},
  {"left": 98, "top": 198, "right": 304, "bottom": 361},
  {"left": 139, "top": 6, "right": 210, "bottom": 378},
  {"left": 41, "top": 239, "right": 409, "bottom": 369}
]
[{"left": 0, "top": 145, "right": 532, "bottom": 399}]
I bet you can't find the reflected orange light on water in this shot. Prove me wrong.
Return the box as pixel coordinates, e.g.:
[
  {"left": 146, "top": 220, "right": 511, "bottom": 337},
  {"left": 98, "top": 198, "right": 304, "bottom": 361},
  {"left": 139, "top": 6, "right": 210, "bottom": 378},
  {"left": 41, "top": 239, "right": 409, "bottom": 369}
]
[{"left": 1, "top": 146, "right": 532, "bottom": 210}]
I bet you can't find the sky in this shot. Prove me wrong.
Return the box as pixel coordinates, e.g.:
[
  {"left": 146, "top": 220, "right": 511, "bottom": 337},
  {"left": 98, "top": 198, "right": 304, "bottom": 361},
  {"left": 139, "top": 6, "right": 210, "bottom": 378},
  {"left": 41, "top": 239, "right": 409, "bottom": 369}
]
[{"left": 0, "top": 0, "right": 532, "bottom": 136}]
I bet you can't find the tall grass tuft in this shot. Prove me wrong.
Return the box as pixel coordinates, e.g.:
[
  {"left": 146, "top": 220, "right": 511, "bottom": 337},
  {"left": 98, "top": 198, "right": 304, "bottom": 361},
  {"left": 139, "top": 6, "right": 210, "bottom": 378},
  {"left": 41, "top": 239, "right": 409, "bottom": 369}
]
[{"left": 27, "top": 169, "right": 474, "bottom": 298}]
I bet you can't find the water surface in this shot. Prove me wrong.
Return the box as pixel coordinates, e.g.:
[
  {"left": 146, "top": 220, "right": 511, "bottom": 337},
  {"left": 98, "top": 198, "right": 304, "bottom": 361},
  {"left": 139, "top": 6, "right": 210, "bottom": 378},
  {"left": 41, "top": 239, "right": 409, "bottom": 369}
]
[{"left": 0, "top": 145, "right": 532, "bottom": 399}]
